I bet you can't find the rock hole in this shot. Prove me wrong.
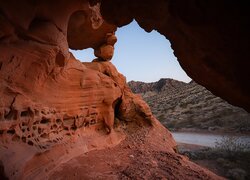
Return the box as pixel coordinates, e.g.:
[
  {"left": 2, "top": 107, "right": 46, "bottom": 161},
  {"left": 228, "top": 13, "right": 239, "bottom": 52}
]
[
  {"left": 7, "top": 129, "right": 15, "bottom": 134},
  {"left": 4, "top": 109, "right": 18, "bottom": 120},
  {"left": 113, "top": 98, "right": 122, "bottom": 118},
  {"left": 27, "top": 141, "right": 34, "bottom": 146},
  {"left": 90, "top": 119, "right": 96, "bottom": 125},
  {"left": 55, "top": 51, "right": 66, "bottom": 67},
  {"left": 22, "top": 137, "right": 26, "bottom": 143},
  {"left": 56, "top": 119, "right": 61, "bottom": 124},
  {"left": 52, "top": 124, "right": 57, "bottom": 129},
  {"left": 84, "top": 122, "right": 89, "bottom": 127},
  {"left": 32, "top": 126, "right": 37, "bottom": 130},
  {"left": 38, "top": 127, "right": 42, "bottom": 134},
  {"left": 103, "top": 71, "right": 110, "bottom": 77},
  {"left": 40, "top": 118, "right": 50, "bottom": 124},
  {"left": 0, "top": 130, "right": 4, "bottom": 135},
  {"left": 21, "top": 108, "right": 34, "bottom": 117},
  {"left": 0, "top": 61, "right": 2, "bottom": 71},
  {"left": 21, "top": 111, "right": 29, "bottom": 117},
  {"left": 63, "top": 127, "right": 69, "bottom": 131}
]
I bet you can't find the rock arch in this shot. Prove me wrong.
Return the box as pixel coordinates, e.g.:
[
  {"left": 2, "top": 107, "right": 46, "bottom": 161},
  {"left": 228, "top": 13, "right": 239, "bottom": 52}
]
[{"left": 97, "top": 0, "right": 250, "bottom": 112}]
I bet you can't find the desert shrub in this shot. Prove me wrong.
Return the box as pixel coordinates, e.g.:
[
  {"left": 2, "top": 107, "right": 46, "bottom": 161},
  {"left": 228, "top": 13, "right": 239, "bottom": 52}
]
[
  {"left": 235, "top": 118, "right": 250, "bottom": 133},
  {"left": 179, "top": 103, "right": 187, "bottom": 108},
  {"left": 226, "top": 168, "right": 247, "bottom": 180},
  {"left": 214, "top": 136, "right": 250, "bottom": 157},
  {"left": 157, "top": 114, "right": 165, "bottom": 122},
  {"left": 178, "top": 137, "right": 250, "bottom": 179},
  {"left": 166, "top": 120, "right": 177, "bottom": 129}
]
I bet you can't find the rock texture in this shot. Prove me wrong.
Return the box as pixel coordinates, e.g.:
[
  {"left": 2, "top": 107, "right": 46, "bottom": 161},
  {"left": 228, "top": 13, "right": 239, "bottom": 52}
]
[
  {"left": 0, "top": 1, "right": 167, "bottom": 179},
  {"left": 129, "top": 80, "right": 250, "bottom": 133},
  {"left": 0, "top": 0, "right": 244, "bottom": 179},
  {"left": 0, "top": 35, "right": 171, "bottom": 177},
  {"left": 94, "top": 32, "right": 117, "bottom": 61},
  {"left": 99, "top": 0, "right": 250, "bottom": 112}
]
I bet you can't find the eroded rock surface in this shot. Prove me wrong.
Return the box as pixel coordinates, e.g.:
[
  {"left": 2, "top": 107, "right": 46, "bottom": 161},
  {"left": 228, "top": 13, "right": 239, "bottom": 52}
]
[
  {"left": 0, "top": 41, "right": 169, "bottom": 178},
  {"left": 0, "top": 0, "right": 233, "bottom": 179}
]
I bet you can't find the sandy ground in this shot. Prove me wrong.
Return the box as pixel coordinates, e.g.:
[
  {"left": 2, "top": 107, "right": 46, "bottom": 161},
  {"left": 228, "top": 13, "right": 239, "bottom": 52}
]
[{"left": 49, "top": 123, "right": 224, "bottom": 180}]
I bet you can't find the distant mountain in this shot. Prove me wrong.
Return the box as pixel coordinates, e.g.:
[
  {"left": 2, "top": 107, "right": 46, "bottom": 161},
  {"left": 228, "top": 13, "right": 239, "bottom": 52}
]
[
  {"left": 128, "top": 78, "right": 186, "bottom": 94},
  {"left": 128, "top": 79, "right": 250, "bottom": 133}
]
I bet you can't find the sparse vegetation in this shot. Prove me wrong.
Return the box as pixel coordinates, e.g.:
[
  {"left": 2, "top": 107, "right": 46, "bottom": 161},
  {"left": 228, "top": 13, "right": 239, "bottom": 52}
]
[
  {"left": 214, "top": 136, "right": 250, "bottom": 156},
  {"left": 128, "top": 80, "right": 250, "bottom": 133},
  {"left": 128, "top": 79, "right": 250, "bottom": 179},
  {"left": 178, "top": 137, "right": 250, "bottom": 179}
]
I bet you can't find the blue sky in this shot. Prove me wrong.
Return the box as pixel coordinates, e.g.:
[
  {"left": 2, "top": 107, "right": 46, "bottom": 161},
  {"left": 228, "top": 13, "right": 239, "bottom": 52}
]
[{"left": 70, "top": 20, "right": 191, "bottom": 83}]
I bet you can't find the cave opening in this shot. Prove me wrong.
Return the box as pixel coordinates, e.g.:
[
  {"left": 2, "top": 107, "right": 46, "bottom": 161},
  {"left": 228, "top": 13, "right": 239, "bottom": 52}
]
[
  {"left": 68, "top": 14, "right": 250, "bottom": 144},
  {"left": 68, "top": 19, "right": 198, "bottom": 135},
  {"left": 70, "top": 19, "right": 250, "bottom": 135},
  {"left": 70, "top": 20, "right": 191, "bottom": 83},
  {"left": 69, "top": 19, "right": 193, "bottom": 131}
]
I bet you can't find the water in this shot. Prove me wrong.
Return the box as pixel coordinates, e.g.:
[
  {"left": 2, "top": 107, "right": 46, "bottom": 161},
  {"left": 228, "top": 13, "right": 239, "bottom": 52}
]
[{"left": 172, "top": 132, "right": 250, "bottom": 147}]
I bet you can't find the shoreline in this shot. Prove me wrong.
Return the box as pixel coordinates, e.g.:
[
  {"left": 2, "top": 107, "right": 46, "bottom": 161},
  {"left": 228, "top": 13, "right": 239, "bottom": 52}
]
[{"left": 169, "top": 128, "right": 250, "bottom": 136}]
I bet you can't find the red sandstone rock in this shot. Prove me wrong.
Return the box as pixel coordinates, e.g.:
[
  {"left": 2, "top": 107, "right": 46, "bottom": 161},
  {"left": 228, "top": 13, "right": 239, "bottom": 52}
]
[
  {"left": 106, "top": 32, "right": 117, "bottom": 46},
  {"left": 0, "top": 0, "right": 231, "bottom": 179},
  {"left": 93, "top": 32, "right": 117, "bottom": 61},
  {"left": 94, "top": 44, "right": 114, "bottom": 61}
]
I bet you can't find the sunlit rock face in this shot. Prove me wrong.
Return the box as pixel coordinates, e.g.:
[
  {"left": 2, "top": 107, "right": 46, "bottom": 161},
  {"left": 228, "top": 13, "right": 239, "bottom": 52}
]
[
  {"left": 0, "top": 0, "right": 236, "bottom": 179},
  {"left": 99, "top": 0, "right": 250, "bottom": 112}
]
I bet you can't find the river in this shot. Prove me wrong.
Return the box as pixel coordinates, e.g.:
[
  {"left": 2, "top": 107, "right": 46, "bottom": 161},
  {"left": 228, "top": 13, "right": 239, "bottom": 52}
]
[{"left": 172, "top": 132, "right": 250, "bottom": 147}]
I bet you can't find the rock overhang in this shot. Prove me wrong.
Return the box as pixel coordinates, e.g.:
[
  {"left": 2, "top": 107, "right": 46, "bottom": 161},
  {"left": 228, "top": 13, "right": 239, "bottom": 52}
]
[{"left": 0, "top": 0, "right": 248, "bottom": 179}]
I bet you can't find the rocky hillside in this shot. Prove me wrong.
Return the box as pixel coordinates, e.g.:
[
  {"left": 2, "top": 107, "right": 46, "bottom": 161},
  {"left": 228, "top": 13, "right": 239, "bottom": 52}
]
[
  {"left": 128, "top": 78, "right": 186, "bottom": 95},
  {"left": 128, "top": 79, "right": 250, "bottom": 133}
]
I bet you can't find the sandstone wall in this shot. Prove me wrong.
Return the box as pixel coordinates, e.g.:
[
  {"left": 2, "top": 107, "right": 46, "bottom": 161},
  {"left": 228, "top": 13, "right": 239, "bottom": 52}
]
[{"left": 0, "top": 0, "right": 241, "bottom": 179}]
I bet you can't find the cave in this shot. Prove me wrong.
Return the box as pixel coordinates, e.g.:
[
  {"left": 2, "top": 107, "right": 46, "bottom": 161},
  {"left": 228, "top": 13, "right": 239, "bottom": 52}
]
[
  {"left": 0, "top": 0, "right": 249, "bottom": 179},
  {"left": 71, "top": 19, "right": 192, "bottom": 83}
]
